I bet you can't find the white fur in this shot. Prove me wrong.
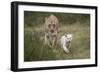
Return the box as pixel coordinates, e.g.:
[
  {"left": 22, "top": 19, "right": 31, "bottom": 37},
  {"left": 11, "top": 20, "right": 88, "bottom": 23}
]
[{"left": 60, "top": 34, "right": 73, "bottom": 53}]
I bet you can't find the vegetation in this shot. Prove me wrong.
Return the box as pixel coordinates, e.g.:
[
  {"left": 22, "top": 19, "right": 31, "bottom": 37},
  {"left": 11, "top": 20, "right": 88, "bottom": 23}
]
[{"left": 24, "top": 11, "right": 90, "bottom": 61}]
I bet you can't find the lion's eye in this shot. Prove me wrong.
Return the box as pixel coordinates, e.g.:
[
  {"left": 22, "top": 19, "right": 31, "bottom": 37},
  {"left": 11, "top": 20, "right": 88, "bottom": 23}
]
[{"left": 53, "top": 24, "right": 55, "bottom": 28}]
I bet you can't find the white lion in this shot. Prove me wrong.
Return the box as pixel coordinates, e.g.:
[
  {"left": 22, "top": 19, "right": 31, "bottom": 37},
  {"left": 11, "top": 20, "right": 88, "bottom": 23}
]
[{"left": 60, "top": 34, "right": 73, "bottom": 53}]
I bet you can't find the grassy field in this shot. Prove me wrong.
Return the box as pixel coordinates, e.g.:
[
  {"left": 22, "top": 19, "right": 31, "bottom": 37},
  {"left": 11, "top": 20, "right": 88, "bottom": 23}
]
[{"left": 24, "top": 12, "right": 90, "bottom": 62}]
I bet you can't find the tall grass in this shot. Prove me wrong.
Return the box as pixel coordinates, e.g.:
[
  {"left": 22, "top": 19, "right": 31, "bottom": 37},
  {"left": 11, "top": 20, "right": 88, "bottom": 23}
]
[{"left": 24, "top": 12, "right": 90, "bottom": 61}]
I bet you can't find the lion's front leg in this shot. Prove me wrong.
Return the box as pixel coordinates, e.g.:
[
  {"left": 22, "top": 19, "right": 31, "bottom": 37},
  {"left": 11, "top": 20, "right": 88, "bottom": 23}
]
[{"left": 52, "top": 35, "right": 57, "bottom": 48}]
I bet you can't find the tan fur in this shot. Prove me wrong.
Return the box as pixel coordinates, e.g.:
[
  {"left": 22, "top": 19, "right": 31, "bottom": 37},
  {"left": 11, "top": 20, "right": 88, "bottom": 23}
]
[{"left": 44, "top": 14, "right": 59, "bottom": 48}]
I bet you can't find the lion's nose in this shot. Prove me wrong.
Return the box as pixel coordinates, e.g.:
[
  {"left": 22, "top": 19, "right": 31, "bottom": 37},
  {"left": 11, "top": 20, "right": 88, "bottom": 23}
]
[{"left": 51, "top": 30, "right": 54, "bottom": 33}]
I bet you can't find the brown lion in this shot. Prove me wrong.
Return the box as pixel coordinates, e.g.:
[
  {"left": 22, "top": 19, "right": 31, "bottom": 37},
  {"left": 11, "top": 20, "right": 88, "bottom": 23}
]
[{"left": 44, "top": 14, "right": 59, "bottom": 48}]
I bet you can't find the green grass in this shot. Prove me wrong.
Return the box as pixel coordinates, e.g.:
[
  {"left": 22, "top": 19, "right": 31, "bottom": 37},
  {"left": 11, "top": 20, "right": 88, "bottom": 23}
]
[
  {"left": 24, "top": 23, "right": 90, "bottom": 62},
  {"left": 24, "top": 11, "right": 90, "bottom": 61}
]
